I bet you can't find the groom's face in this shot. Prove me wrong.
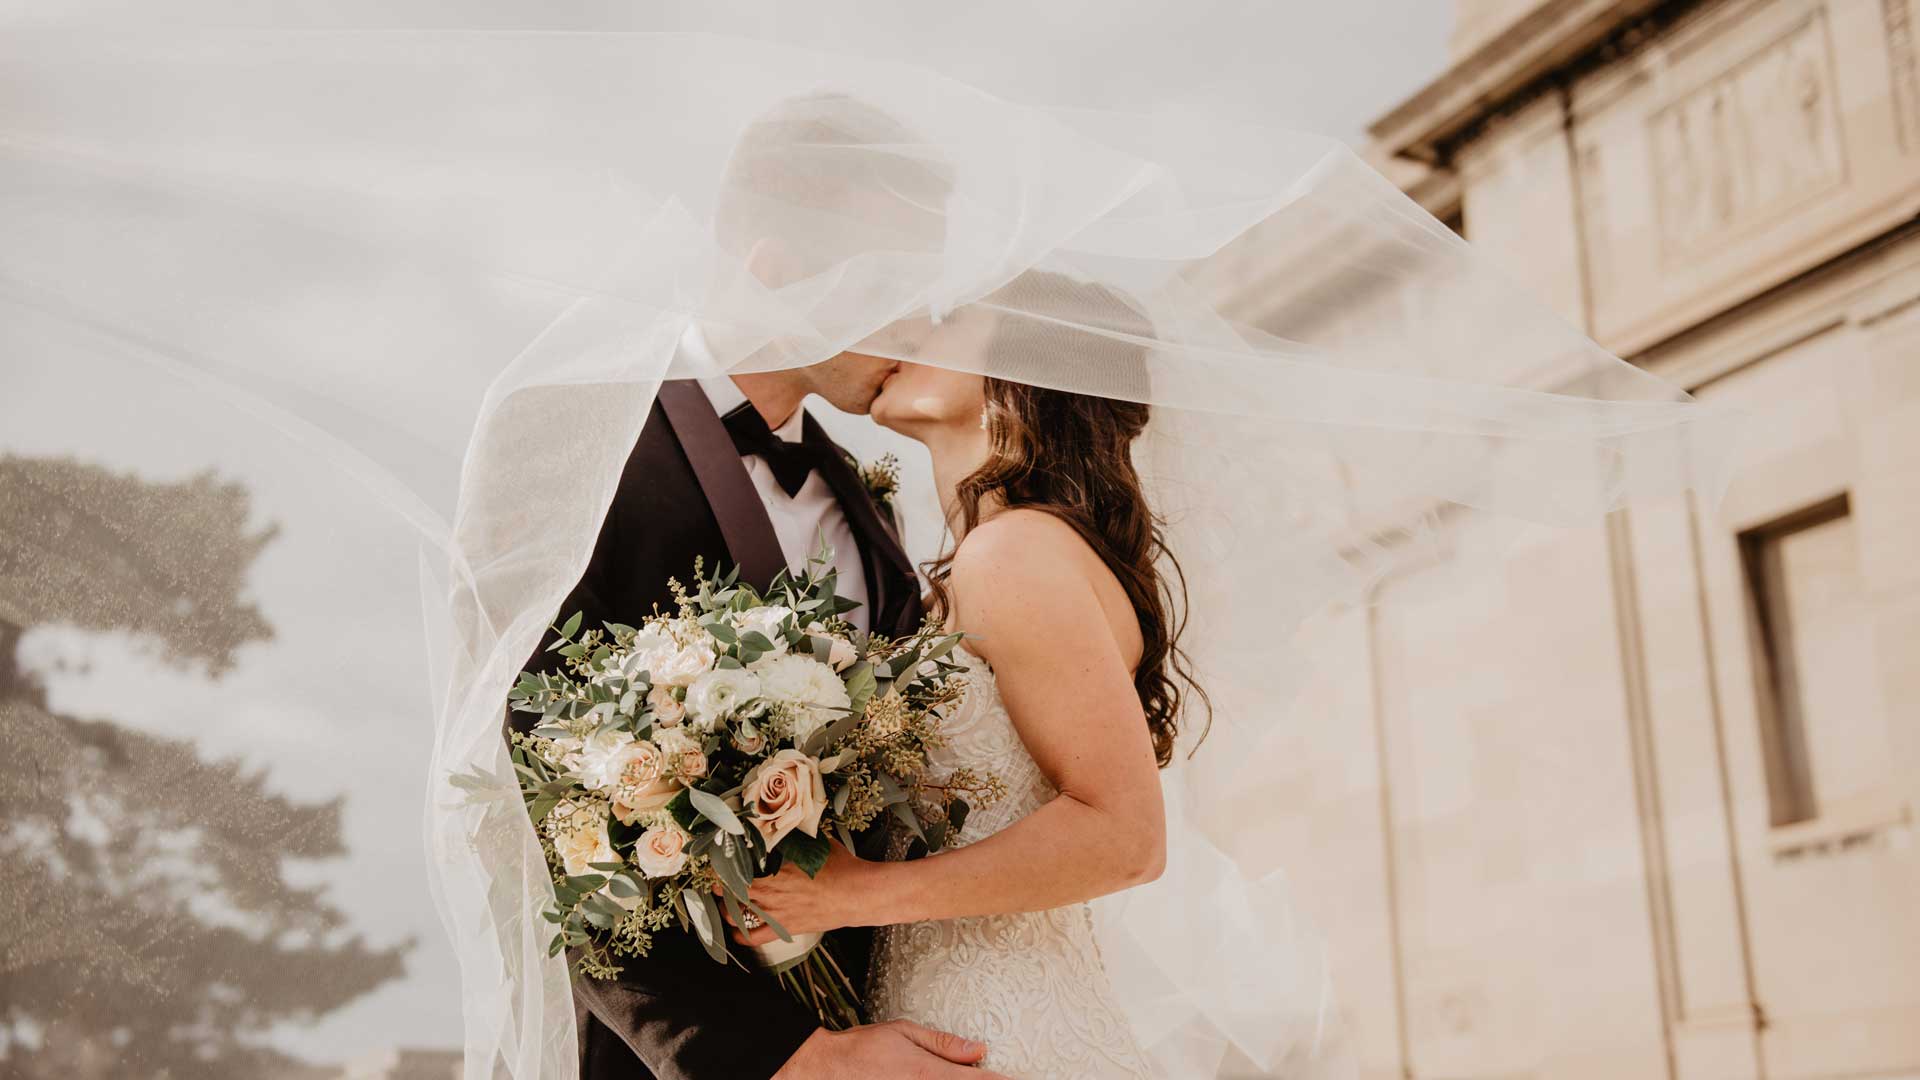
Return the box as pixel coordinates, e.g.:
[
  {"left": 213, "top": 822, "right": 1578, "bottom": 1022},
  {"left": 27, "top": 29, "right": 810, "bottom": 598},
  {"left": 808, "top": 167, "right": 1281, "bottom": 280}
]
[
  {"left": 803, "top": 315, "right": 938, "bottom": 414},
  {"left": 805, "top": 350, "right": 899, "bottom": 415}
]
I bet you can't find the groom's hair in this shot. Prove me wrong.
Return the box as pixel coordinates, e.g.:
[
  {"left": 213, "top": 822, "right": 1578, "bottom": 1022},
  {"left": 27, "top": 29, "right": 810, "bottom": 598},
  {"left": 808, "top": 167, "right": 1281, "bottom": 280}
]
[{"left": 714, "top": 92, "right": 951, "bottom": 269}]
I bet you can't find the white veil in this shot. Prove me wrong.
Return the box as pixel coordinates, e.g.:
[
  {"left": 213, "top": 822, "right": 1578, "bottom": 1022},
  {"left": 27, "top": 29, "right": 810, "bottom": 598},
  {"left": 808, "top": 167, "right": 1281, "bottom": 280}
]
[{"left": 0, "top": 24, "right": 1738, "bottom": 1079}]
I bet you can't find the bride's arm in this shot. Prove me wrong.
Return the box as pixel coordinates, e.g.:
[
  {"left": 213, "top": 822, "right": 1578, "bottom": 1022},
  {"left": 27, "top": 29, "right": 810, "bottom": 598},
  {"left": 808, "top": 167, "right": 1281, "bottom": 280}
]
[{"left": 738, "top": 512, "right": 1168, "bottom": 933}]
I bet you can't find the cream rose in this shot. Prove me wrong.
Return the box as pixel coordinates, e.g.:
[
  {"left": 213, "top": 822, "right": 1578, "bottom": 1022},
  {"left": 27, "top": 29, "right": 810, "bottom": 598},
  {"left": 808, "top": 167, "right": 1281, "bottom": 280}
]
[
  {"left": 742, "top": 748, "right": 826, "bottom": 848},
  {"left": 632, "top": 823, "right": 691, "bottom": 879},
  {"left": 647, "top": 686, "right": 685, "bottom": 728},
  {"left": 754, "top": 654, "right": 850, "bottom": 743},
  {"left": 826, "top": 636, "right": 859, "bottom": 672},
  {"left": 803, "top": 622, "right": 860, "bottom": 671},
  {"left": 684, "top": 667, "right": 760, "bottom": 729},
  {"left": 552, "top": 811, "right": 617, "bottom": 878}
]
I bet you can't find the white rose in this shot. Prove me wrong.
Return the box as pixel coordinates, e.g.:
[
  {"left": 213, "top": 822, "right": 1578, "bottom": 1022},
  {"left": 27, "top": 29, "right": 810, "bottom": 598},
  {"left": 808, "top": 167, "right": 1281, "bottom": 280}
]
[
  {"left": 552, "top": 809, "right": 617, "bottom": 878},
  {"left": 731, "top": 605, "right": 793, "bottom": 656},
  {"left": 827, "top": 636, "right": 859, "bottom": 672},
  {"left": 631, "top": 823, "right": 692, "bottom": 879},
  {"left": 631, "top": 622, "right": 717, "bottom": 688},
  {"left": 647, "top": 686, "right": 685, "bottom": 727},
  {"left": 650, "top": 640, "right": 717, "bottom": 688},
  {"left": 754, "top": 653, "right": 851, "bottom": 744},
  {"left": 574, "top": 728, "right": 639, "bottom": 791},
  {"left": 684, "top": 667, "right": 761, "bottom": 729}
]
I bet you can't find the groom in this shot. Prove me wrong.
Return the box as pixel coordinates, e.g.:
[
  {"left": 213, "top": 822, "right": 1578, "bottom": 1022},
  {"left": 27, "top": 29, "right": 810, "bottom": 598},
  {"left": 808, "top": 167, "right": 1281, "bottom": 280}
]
[{"left": 516, "top": 94, "right": 1008, "bottom": 1080}]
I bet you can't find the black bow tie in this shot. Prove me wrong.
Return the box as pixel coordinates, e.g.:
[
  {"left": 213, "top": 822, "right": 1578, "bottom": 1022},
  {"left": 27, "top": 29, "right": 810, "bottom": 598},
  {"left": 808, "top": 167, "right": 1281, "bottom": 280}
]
[{"left": 722, "top": 404, "right": 827, "bottom": 498}]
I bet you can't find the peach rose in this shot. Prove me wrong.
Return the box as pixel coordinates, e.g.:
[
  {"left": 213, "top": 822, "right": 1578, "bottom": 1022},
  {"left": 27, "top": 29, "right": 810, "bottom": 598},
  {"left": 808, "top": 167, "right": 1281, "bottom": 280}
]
[
  {"left": 655, "top": 727, "right": 708, "bottom": 781},
  {"left": 610, "top": 745, "right": 679, "bottom": 826},
  {"left": 647, "top": 686, "right": 685, "bottom": 728},
  {"left": 632, "top": 823, "right": 691, "bottom": 879},
  {"left": 741, "top": 749, "right": 826, "bottom": 848}
]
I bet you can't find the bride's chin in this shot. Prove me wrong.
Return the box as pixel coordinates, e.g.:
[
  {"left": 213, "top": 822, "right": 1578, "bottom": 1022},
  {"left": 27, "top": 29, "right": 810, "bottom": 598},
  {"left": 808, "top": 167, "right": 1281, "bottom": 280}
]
[{"left": 869, "top": 386, "right": 912, "bottom": 435}]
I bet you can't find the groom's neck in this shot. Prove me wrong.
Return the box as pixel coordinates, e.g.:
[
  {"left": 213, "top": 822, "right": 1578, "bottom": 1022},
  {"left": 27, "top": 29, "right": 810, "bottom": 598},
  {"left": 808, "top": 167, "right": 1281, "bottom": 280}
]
[{"left": 729, "top": 370, "right": 805, "bottom": 430}]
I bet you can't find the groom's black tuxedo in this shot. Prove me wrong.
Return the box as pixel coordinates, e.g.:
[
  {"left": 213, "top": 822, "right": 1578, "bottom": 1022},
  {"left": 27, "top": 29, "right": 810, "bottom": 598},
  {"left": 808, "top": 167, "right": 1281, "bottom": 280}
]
[{"left": 513, "top": 380, "right": 924, "bottom": 1080}]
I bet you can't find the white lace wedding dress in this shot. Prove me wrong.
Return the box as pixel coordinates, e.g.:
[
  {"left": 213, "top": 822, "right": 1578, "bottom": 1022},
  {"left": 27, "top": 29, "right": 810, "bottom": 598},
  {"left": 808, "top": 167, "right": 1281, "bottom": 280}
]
[{"left": 866, "top": 648, "right": 1154, "bottom": 1079}]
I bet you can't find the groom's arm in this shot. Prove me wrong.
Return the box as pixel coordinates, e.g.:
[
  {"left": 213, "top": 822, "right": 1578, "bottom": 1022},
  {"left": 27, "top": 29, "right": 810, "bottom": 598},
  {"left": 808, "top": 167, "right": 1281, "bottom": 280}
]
[{"left": 569, "top": 932, "right": 818, "bottom": 1080}]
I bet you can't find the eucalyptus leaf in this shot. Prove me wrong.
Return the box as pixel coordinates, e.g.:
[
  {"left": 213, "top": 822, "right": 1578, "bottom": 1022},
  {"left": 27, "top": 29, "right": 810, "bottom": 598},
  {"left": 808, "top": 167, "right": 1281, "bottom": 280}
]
[
  {"left": 948, "top": 798, "right": 971, "bottom": 834},
  {"left": 560, "top": 611, "right": 583, "bottom": 640},
  {"left": 687, "top": 786, "right": 747, "bottom": 836},
  {"left": 684, "top": 888, "right": 730, "bottom": 964},
  {"left": 710, "top": 834, "right": 752, "bottom": 899},
  {"left": 889, "top": 799, "right": 927, "bottom": 842}
]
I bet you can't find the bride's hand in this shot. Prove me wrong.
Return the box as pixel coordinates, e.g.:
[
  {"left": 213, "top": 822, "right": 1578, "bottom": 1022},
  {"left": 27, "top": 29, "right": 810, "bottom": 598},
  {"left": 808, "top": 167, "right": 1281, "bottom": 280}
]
[{"left": 720, "top": 839, "right": 875, "bottom": 946}]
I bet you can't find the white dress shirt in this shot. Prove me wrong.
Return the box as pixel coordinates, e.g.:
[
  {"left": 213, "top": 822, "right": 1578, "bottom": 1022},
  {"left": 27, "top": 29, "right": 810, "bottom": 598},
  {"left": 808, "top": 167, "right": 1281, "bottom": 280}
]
[{"left": 688, "top": 356, "right": 871, "bottom": 633}]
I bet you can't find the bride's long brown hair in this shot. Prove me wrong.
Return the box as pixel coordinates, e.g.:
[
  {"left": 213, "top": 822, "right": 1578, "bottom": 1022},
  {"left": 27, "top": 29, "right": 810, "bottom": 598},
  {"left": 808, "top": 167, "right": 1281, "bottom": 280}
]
[{"left": 923, "top": 274, "right": 1209, "bottom": 766}]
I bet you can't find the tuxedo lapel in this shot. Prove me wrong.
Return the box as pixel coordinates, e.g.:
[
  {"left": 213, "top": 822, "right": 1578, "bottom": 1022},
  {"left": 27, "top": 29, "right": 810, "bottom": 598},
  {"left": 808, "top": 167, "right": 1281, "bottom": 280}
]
[
  {"left": 655, "top": 380, "right": 787, "bottom": 591},
  {"left": 804, "top": 415, "right": 921, "bottom": 637}
]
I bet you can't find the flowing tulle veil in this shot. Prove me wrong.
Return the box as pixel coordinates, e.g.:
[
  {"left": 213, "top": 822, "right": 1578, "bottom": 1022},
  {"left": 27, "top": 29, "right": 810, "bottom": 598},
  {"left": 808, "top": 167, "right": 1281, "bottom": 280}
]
[{"left": 0, "top": 19, "right": 1739, "bottom": 1078}]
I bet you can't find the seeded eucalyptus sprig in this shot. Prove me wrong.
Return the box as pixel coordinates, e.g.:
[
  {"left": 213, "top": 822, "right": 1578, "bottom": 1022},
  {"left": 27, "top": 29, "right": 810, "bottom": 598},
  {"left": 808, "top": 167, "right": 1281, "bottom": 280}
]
[{"left": 452, "top": 541, "right": 1000, "bottom": 1030}]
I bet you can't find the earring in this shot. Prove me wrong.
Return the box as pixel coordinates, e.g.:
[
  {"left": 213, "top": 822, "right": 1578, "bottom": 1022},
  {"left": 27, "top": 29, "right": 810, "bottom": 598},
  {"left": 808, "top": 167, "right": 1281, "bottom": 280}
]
[{"left": 979, "top": 405, "right": 990, "bottom": 432}]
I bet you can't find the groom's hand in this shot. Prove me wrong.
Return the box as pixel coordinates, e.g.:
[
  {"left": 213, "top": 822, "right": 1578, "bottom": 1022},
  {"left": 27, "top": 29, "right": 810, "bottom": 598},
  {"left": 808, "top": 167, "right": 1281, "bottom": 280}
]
[{"left": 773, "top": 1020, "right": 1010, "bottom": 1080}]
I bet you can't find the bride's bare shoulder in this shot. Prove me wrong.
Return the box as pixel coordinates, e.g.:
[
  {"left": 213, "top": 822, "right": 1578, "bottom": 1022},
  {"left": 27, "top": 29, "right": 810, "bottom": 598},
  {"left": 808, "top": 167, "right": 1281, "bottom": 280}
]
[
  {"left": 949, "top": 508, "right": 1091, "bottom": 582},
  {"left": 947, "top": 510, "right": 1111, "bottom": 630}
]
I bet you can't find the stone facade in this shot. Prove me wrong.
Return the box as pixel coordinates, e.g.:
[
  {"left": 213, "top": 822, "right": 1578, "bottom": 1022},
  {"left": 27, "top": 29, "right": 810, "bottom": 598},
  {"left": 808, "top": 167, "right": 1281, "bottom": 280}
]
[{"left": 1200, "top": 1, "right": 1920, "bottom": 1077}]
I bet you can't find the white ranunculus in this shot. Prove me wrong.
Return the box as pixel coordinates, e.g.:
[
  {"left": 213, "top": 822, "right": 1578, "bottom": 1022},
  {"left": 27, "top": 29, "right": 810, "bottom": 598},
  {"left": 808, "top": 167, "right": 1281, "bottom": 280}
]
[
  {"left": 731, "top": 605, "right": 792, "bottom": 657},
  {"left": 553, "top": 812, "right": 617, "bottom": 878},
  {"left": 631, "top": 823, "right": 692, "bottom": 879},
  {"left": 684, "top": 667, "right": 761, "bottom": 729},
  {"left": 754, "top": 653, "right": 851, "bottom": 744},
  {"left": 574, "top": 728, "right": 639, "bottom": 791}
]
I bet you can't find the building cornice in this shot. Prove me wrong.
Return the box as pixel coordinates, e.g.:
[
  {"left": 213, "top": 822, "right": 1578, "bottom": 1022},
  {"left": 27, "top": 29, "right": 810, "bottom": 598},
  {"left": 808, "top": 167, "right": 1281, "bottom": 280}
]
[{"left": 1369, "top": 0, "right": 1679, "bottom": 164}]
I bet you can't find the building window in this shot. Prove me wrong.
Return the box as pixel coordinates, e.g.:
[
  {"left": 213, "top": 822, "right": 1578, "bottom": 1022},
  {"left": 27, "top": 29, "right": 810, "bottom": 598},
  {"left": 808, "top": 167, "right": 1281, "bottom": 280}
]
[{"left": 1738, "top": 494, "right": 1853, "bottom": 827}]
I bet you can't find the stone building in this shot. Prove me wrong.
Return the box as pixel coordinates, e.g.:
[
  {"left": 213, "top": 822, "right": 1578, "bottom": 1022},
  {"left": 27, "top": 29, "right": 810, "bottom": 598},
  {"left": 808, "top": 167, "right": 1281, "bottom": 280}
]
[{"left": 1194, "top": 1, "right": 1920, "bottom": 1077}]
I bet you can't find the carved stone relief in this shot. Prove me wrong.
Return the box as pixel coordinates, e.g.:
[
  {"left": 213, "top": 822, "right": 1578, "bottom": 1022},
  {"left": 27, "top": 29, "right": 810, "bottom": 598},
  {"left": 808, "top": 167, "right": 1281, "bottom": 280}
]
[{"left": 1650, "top": 11, "right": 1847, "bottom": 262}]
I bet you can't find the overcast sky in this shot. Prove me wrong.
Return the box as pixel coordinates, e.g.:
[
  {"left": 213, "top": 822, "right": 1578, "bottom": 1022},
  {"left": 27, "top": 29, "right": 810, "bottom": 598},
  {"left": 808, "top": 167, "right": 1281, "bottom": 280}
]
[{"left": 4, "top": 4, "right": 1454, "bottom": 1066}]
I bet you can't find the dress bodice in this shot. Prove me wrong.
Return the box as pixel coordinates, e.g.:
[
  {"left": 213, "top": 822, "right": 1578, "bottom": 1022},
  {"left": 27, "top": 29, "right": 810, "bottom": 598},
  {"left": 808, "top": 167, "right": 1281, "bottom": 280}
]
[{"left": 866, "top": 648, "right": 1153, "bottom": 1079}]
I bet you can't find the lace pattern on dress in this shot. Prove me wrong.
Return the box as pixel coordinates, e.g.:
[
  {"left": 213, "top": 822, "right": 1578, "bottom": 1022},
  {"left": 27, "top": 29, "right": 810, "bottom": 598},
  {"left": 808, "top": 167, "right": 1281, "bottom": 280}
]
[{"left": 866, "top": 649, "right": 1153, "bottom": 1079}]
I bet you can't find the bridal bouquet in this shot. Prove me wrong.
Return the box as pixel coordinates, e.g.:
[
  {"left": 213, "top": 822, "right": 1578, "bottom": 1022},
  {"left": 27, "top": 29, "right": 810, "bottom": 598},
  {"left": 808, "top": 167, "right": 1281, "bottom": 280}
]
[{"left": 496, "top": 555, "right": 995, "bottom": 1028}]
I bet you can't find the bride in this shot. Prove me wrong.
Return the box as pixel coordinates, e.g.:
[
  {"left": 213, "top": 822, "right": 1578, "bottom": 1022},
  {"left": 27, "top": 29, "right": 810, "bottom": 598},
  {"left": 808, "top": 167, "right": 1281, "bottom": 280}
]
[{"left": 731, "top": 278, "right": 1195, "bottom": 1079}]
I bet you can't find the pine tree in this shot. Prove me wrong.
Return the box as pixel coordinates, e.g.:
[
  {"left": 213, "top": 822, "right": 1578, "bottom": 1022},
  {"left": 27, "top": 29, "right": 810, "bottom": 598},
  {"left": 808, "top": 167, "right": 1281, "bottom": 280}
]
[{"left": 0, "top": 455, "right": 409, "bottom": 1079}]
